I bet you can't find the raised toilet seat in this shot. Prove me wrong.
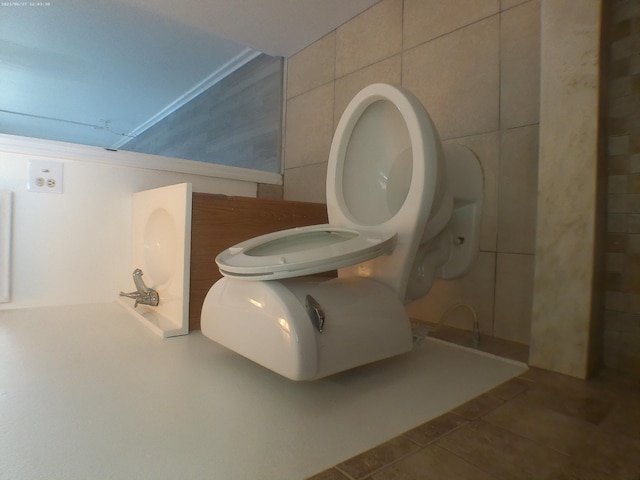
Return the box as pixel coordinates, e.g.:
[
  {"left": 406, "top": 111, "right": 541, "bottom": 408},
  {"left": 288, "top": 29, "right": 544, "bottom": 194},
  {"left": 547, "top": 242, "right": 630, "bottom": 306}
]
[{"left": 200, "top": 83, "right": 483, "bottom": 381}]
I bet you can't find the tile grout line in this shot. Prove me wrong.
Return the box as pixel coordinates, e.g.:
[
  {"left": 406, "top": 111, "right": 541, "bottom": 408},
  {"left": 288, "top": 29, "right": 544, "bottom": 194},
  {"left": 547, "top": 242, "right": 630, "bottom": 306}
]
[
  {"left": 337, "top": 413, "right": 475, "bottom": 480},
  {"left": 311, "top": 369, "right": 640, "bottom": 479},
  {"left": 435, "top": 441, "right": 501, "bottom": 480}
]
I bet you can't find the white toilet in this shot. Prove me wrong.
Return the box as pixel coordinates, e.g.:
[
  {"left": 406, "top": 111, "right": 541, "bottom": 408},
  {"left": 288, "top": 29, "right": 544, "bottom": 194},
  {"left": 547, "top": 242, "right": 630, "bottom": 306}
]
[{"left": 201, "top": 83, "right": 483, "bottom": 381}]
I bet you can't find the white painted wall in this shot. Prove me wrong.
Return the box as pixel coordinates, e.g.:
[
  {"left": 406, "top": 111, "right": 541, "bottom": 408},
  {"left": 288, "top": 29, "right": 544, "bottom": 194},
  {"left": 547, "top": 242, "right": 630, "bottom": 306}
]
[{"left": 0, "top": 134, "right": 280, "bottom": 309}]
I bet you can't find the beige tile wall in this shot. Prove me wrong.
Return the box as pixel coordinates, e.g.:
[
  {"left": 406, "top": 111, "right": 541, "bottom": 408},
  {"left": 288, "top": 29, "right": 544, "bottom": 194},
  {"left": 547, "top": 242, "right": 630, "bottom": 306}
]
[
  {"left": 402, "top": 15, "right": 500, "bottom": 139},
  {"left": 283, "top": 0, "right": 541, "bottom": 344}
]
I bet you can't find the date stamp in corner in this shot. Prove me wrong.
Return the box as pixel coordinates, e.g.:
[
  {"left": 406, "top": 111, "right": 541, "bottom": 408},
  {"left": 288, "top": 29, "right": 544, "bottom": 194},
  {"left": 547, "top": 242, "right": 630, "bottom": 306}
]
[{"left": 1, "top": 2, "right": 52, "bottom": 7}]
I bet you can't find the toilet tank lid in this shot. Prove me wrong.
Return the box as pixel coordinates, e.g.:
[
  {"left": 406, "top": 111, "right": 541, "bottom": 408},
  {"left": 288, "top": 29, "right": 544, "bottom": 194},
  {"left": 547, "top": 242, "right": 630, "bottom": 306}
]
[{"left": 215, "top": 224, "right": 396, "bottom": 281}]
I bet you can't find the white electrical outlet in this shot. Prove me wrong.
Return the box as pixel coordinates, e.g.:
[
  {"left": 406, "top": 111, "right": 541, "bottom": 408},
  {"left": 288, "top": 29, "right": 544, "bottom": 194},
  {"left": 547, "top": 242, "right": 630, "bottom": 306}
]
[{"left": 28, "top": 160, "right": 64, "bottom": 194}]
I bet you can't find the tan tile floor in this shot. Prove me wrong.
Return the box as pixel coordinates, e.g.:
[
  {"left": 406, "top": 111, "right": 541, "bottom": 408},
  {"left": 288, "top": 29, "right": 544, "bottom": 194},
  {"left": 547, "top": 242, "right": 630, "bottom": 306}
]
[{"left": 306, "top": 326, "right": 640, "bottom": 480}]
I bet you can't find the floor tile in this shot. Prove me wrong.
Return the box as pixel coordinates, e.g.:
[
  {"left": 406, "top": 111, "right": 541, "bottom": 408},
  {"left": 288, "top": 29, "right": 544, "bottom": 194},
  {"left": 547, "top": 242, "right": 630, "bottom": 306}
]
[
  {"left": 522, "top": 367, "right": 618, "bottom": 399},
  {"left": 437, "top": 419, "right": 569, "bottom": 479},
  {"left": 483, "top": 394, "right": 597, "bottom": 455},
  {"left": 485, "top": 377, "right": 529, "bottom": 400},
  {"left": 545, "top": 429, "right": 640, "bottom": 480},
  {"left": 599, "top": 390, "right": 640, "bottom": 441},
  {"left": 452, "top": 392, "right": 505, "bottom": 420},
  {"left": 336, "top": 436, "right": 419, "bottom": 479},
  {"left": 522, "top": 379, "right": 615, "bottom": 425},
  {"left": 369, "top": 444, "right": 497, "bottom": 480},
  {"left": 307, "top": 362, "right": 640, "bottom": 480},
  {"left": 402, "top": 412, "right": 468, "bottom": 446},
  {"left": 306, "top": 468, "right": 350, "bottom": 480}
]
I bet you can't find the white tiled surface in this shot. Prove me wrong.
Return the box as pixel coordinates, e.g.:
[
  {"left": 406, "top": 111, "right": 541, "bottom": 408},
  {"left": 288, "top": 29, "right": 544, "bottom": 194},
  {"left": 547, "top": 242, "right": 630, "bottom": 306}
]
[
  {"left": 283, "top": 0, "right": 543, "bottom": 348},
  {"left": 287, "top": 32, "right": 336, "bottom": 100},
  {"left": 283, "top": 162, "right": 328, "bottom": 203},
  {"left": 500, "top": 0, "right": 541, "bottom": 129},
  {"left": 498, "top": 124, "right": 540, "bottom": 254},
  {"left": 494, "top": 253, "right": 535, "bottom": 344},
  {"left": 0, "top": 303, "right": 525, "bottom": 480},
  {"left": 284, "top": 83, "right": 334, "bottom": 170},
  {"left": 335, "top": 0, "right": 402, "bottom": 78},
  {"left": 402, "top": 16, "right": 500, "bottom": 140},
  {"left": 403, "top": 0, "right": 499, "bottom": 49}
]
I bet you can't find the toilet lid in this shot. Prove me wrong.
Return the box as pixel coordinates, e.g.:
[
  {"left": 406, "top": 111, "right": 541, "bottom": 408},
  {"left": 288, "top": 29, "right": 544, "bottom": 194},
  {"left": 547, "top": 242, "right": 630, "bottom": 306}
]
[{"left": 216, "top": 224, "right": 396, "bottom": 280}]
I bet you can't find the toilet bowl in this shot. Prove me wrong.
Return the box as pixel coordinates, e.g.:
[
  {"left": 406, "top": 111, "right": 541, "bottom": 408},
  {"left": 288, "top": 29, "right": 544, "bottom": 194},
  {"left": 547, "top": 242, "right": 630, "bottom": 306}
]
[{"left": 201, "top": 83, "right": 483, "bottom": 380}]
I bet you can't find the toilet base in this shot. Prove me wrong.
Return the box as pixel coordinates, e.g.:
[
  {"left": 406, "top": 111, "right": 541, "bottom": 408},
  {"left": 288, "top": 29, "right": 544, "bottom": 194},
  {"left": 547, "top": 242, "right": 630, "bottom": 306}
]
[{"left": 201, "top": 276, "right": 413, "bottom": 381}]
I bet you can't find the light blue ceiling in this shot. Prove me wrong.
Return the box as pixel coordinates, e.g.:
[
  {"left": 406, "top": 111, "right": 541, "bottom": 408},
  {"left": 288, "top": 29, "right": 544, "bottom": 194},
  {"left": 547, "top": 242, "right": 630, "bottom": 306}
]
[
  {"left": 0, "top": 0, "right": 379, "bottom": 150},
  {"left": 0, "top": 1, "right": 252, "bottom": 147}
]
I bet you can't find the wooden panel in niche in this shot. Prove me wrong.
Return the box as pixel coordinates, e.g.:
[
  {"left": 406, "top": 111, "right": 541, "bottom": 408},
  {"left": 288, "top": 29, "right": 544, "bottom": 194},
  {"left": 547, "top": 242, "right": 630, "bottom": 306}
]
[{"left": 189, "top": 193, "right": 329, "bottom": 330}]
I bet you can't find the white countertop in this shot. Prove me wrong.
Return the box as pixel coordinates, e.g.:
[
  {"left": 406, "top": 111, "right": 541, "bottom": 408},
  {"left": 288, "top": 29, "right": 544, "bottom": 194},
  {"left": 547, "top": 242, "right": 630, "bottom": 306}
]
[{"left": 0, "top": 303, "right": 525, "bottom": 479}]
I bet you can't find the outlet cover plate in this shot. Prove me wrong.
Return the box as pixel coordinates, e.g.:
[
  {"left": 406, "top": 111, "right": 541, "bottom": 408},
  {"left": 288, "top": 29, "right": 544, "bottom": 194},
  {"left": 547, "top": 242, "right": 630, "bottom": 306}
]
[{"left": 28, "top": 160, "right": 63, "bottom": 194}]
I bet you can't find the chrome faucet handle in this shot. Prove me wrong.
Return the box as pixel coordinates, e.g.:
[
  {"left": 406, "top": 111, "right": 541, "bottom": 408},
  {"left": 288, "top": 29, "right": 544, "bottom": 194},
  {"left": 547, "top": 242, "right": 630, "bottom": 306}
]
[
  {"left": 132, "top": 268, "right": 152, "bottom": 294},
  {"left": 119, "top": 290, "right": 141, "bottom": 299},
  {"left": 119, "top": 269, "right": 160, "bottom": 307}
]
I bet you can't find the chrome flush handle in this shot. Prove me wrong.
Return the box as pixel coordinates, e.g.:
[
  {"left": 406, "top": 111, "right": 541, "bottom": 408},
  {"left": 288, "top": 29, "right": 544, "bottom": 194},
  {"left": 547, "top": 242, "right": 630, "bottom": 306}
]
[{"left": 305, "top": 294, "right": 325, "bottom": 333}]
